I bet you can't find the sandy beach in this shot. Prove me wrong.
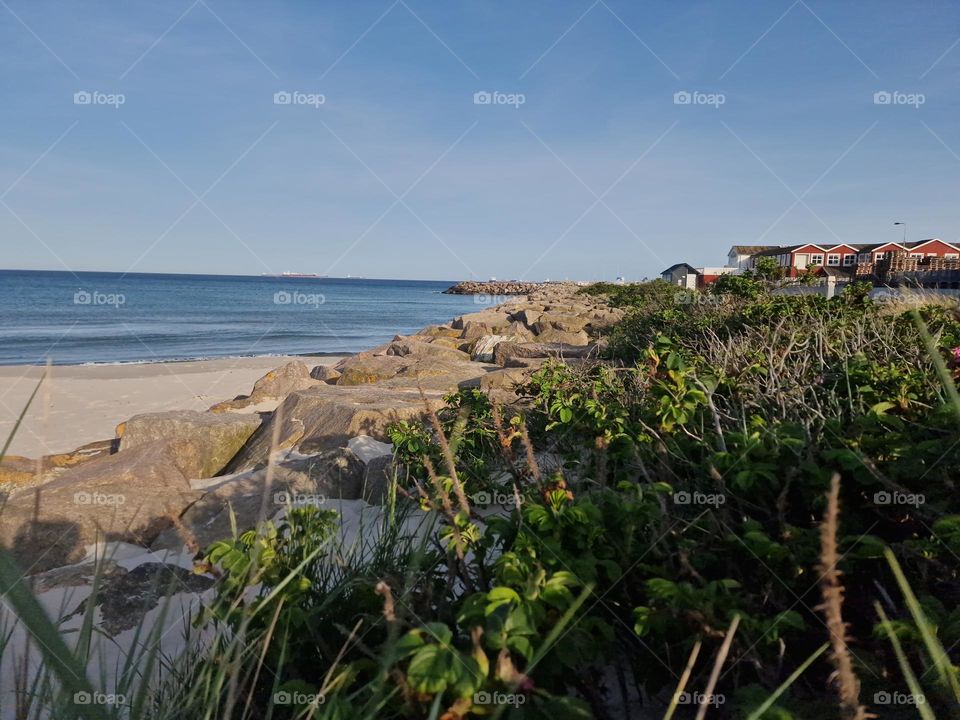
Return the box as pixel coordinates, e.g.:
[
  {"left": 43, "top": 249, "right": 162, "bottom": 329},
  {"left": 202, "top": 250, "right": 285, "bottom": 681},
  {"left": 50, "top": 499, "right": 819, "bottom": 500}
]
[{"left": 0, "top": 355, "right": 347, "bottom": 458}]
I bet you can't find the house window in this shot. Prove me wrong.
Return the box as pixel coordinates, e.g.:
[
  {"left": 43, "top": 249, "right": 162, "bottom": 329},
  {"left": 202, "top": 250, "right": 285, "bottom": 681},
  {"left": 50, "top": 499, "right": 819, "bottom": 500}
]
[
  {"left": 910, "top": 253, "right": 923, "bottom": 258},
  {"left": 874, "top": 252, "right": 887, "bottom": 261},
  {"left": 927, "top": 253, "right": 937, "bottom": 257},
  {"left": 827, "top": 254, "right": 840, "bottom": 266},
  {"left": 810, "top": 254, "right": 824, "bottom": 265},
  {"left": 859, "top": 253, "right": 870, "bottom": 262},
  {"left": 843, "top": 254, "right": 855, "bottom": 266},
  {"left": 946, "top": 253, "right": 959, "bottom": 259}
]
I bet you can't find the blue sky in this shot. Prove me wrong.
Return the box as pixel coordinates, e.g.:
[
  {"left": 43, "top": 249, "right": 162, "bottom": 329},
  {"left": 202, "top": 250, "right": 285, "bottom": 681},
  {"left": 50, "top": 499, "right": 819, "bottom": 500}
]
[{"left": 1, "top": 1, "right": 959, "bottom": 281}]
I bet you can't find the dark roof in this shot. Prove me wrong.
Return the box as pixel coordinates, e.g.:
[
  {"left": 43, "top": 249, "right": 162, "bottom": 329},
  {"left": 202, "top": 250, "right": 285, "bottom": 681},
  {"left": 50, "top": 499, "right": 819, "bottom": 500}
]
[
  {"left": 748, "top": 240, "right": 953, "bottom": 257},
  {"left": 751, "top": 245, "right": 801, "bottom": 257},
  {"left": 730, "top": 245, "right": 776, "bottom": 255},
  {"left": 822, "top": 266, "right": 852, "bottom": 278},
  {"left": 661, "top": 263, "right": 701, "bottom": 275}
]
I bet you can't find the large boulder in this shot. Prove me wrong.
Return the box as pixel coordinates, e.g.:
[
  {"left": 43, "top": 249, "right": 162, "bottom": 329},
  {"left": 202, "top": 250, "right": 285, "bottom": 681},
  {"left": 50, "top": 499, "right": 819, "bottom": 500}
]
[
  {"left": 0, "top": 442, "right": 203, "bottom": 573},
  {"left": 386, "top": 339, "right": 471, "bottom": 363},
  {"left": 381, "top": 357, "right": 496, "bottom": 391},
  {"left": 117, "top": 411, "right": 262, "bottom": 479},
  {"left": 224, "top": 385, "right": 444, "bottom": 472},
  {"left": 533, "top": 314, "right": 589, "bottom": 334},
  {"left": 415, "top": 324, "right": 461, "bottom": 339},
  {"left": 459, "top": 321, "right": 494, "bottom": 340},
  {"left": 0, "top": 440, "right": 118, "bottom": 491},
  {"left": 210, "top": 360, "right": 322, "bottom": 411},
  {"left": 479, "top": 367, "right": 536, "bottom": 392},
  {"left": 158, "top": 448, "right": 366, "bottom": 550},
  {"left": 310, "top": 364, "right": 342, "bottom": 383},
  {"left": 336, "top": 355, "right": 410, "bottom": 386},
  {"left": 509, "top": 308, "right": 543, "bottom": 327},
  {"left": 530, "top": 328, "right": 590, "bottom": 345},
  {"left": 493, "top": 341, "right": 603, "bottom": 366},
  {"left": 471, "top": 335, "right": 518, "bottom": 363}
]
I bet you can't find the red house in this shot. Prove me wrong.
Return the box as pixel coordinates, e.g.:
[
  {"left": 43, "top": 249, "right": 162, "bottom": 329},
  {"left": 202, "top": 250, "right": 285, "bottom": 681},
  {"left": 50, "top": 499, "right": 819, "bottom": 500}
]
[{"left": 744, "top": 239, "right": 960, "bottom": 278}]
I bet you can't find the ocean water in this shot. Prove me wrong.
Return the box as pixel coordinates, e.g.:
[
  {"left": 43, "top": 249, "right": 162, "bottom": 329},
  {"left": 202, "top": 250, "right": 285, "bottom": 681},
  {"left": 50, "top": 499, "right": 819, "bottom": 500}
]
[{"left": 0, "top": 270, "right": 481, "bottom": 365}]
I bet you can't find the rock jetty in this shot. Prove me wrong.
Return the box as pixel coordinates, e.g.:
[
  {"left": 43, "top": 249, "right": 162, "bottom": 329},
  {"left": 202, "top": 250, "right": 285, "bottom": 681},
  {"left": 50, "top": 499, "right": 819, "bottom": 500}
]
[{"left": 443, "top": 280, "right": 547, "bottom": 295}]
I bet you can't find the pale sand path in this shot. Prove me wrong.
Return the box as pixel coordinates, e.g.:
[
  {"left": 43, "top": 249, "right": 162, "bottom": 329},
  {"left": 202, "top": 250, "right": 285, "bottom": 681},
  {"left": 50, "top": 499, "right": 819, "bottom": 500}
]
[{"left": 0, "top": 355, "right": 347, "bottom": 458}]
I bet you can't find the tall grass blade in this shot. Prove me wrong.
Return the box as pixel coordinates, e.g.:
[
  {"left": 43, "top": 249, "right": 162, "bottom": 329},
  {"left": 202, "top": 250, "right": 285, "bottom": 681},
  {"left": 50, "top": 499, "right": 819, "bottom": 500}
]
[
  {"left": 745, "top": 643, "right": 828, "bottom": 720},
  {"left": 875, "top": 602, "right": 936, "bottom": 720},
  {"left": 884, "top": 548, "right": 960, "bottom": 700}
]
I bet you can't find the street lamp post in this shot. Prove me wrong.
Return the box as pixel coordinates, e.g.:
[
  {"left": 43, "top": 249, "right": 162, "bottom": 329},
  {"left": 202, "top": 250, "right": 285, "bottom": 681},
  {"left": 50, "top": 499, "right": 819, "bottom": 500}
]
[{"left": 894, "top": 221, "right": 906, "bottom": 244}]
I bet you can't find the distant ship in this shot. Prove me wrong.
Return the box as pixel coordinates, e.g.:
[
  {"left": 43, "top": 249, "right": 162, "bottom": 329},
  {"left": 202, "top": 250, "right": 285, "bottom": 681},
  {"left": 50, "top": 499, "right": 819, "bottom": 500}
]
[{"left": 262, "top": 272, "right": 327, "bottom": 278}]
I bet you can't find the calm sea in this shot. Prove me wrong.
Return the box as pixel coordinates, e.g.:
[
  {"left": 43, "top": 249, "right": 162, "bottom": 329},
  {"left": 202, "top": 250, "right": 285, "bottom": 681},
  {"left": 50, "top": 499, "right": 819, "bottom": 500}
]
[{"left": 0, "top": 270, "right": 481, "bottom": 365}]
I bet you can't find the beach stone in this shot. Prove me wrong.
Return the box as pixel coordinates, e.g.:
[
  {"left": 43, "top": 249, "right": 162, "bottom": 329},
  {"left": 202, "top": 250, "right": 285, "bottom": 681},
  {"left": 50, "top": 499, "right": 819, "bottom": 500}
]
[
  {"left": 210, "top": 360, "right": 321, "bottom": 411},
  {"left": 381, "top": 358, "right": 496, "bottom": 391},
  {"left": 0, "top": 456, "right": 40, "bottom": 489},
  {"left": 0, "top": 440, "right": 118, "bottom": 491},
  {"left": 0, "top": 441, "right": 203, "bottom": 573},
  {"left": 163, "top": 448, "right": 366, "bottom": 550},
  {"left": 310, "top": 364, "right": 342, "bottom": 383},
  {"left": 529, "top": 328, "right": 590, "bottom": 345},
  {"left": 363, "top": 454, "right": 394, "bottom": 505},
  {"left": 386, "top": 339, "right": 471, "bottom": 363},
  {"left": 425, "top": 336, "right": 473, "bottom": 352},
  {"left": 479, "top": 367, "right": 535, "bottom": 392},
  {"left": 247, "top": 360, "right": 319, "bottom": 397},
  {"left": 336, "top": 355, "right": 410, "bottom": 386},
  {"left": 347, "top": 435, "right": 393, "bottom": 463},
  {"left": 471, "top": 335, "right": 518, "bottom": 363},
  {"left": 415, "top": 324, "right": 461, "bottom": 339},
  {"left": 117, "top": 410, "right": 262, "bottom": 479},
  {"left": 533, "top": 314, "right": 590, "bottom": 335},
  {"left": 504, "top": 321, "right": 535, "bottom": 340},
  {"left": 459, "top": 321, "right": 493, "bottom": 340},
  {"left": 509, "top": 308, "right": 543, "bottom": 327},
  {"left": 224, "top": 385, "right": 442, "bottom": 471},
  {"left": 493, "top": 341, "right": 600, "bottom": 366}
]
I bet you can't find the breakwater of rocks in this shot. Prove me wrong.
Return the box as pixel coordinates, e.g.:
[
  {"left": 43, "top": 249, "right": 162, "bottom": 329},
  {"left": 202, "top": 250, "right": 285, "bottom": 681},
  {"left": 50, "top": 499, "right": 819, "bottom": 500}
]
[{"left": 443, "top": 281, "right": 547, "bottom": 295}]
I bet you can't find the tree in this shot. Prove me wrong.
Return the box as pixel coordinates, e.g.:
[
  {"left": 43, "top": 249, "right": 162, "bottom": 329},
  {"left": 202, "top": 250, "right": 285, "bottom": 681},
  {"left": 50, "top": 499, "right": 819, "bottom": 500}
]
[{"left": 750, "top": 256, "right": 786, "bottom": 283}]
